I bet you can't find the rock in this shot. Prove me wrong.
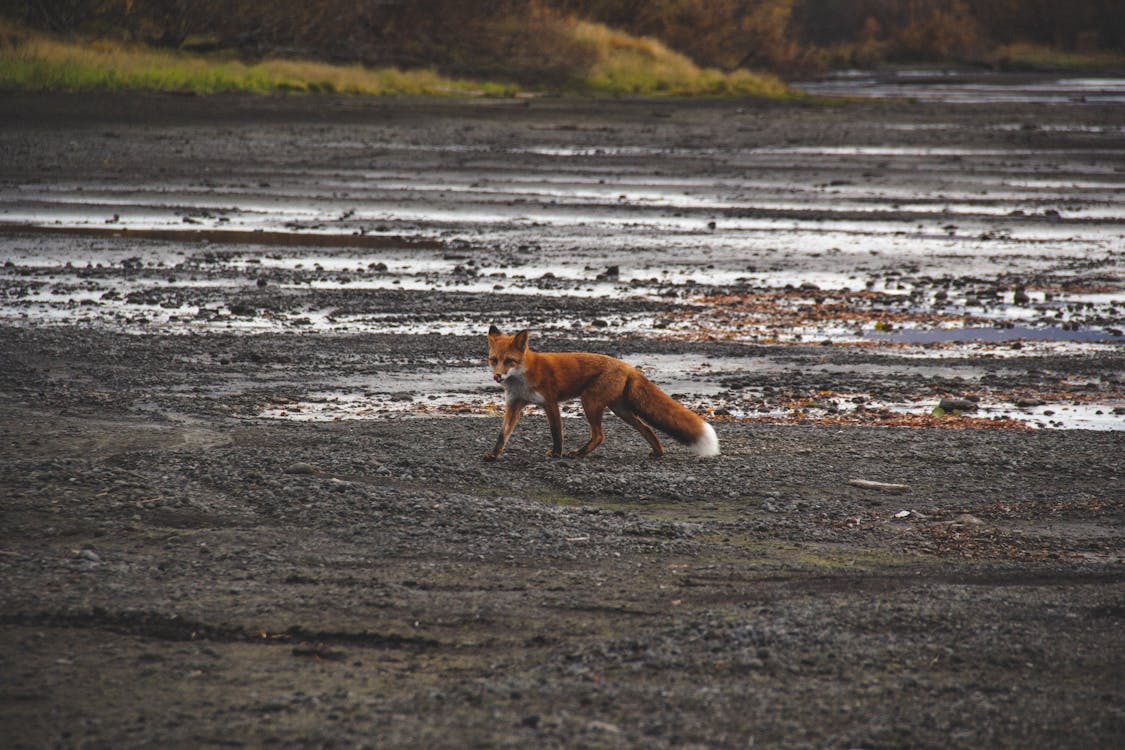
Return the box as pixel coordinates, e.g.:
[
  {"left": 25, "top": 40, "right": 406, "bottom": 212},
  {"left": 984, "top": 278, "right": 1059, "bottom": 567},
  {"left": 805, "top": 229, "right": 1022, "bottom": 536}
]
[
  {"left": 78, "top": 548, "right": 101, "bottom": 562},
  {"left": 228, "top": 302, "right": 257, "bottom": 317},
  {"left": 939, "top": 397, "right": 977, "bottom": 413},
  {"left": 283, "top": 462, "right": 319, "bottom": 475}
]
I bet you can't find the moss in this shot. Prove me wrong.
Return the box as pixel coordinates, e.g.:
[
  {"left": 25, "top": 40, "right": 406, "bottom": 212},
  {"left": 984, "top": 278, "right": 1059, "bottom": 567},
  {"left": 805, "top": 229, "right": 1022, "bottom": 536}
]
[
  {"left": 696, "top": 535, "right": 914, "bottom": 570},
  {"left": 991, "top": 42, "right": 1125, "bottom": 71}
]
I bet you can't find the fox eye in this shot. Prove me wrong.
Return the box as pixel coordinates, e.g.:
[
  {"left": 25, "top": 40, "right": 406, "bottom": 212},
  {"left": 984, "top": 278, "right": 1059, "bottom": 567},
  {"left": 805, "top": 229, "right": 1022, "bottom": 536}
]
[{"left": 489, "top": 356, "right": 498, "bottom": 364}]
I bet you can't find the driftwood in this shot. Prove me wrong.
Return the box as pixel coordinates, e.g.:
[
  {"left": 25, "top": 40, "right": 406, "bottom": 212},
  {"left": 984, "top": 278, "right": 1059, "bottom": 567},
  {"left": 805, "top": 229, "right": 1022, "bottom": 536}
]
[{"left": 848, "top": 479, "right": 910, "bottom": 493}]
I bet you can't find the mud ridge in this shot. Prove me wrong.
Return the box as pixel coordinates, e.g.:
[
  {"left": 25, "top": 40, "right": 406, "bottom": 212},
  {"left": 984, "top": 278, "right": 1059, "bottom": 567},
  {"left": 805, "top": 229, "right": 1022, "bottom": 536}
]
[{"left": 1, "top": 610, "right": 443, "bottom": 650}]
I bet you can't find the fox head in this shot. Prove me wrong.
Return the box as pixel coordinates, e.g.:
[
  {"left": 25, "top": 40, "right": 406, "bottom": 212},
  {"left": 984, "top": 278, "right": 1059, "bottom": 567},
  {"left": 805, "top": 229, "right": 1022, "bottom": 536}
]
[{"left": 487, "top": 325, "right": 529, "bottom": 384}]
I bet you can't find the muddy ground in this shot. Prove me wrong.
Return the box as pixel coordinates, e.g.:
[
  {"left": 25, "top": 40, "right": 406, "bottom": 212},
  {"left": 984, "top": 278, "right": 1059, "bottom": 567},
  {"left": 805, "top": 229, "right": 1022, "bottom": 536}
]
[{"left": 1, "top": 92, "right": 1123, "bottom": 748}]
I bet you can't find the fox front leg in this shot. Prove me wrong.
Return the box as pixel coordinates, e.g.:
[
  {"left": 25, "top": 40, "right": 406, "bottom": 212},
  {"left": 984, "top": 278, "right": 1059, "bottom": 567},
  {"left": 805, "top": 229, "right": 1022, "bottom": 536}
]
[
  {"left": 483, "top": 401, "right": 525, "bottom": 460},
  {"left": 544, "top": 400, "right": 565, "bottom": 458}
]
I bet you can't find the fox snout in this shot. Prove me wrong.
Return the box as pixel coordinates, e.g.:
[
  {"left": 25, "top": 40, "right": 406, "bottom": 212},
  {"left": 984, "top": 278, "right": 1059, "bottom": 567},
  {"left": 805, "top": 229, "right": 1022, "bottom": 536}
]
[{"left": 493, "top": 373, "right": 504, "bottom": 383}]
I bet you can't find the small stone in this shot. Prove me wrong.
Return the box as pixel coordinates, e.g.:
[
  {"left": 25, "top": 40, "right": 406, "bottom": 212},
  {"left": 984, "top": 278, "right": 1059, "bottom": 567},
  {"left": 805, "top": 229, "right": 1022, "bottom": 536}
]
[
  {"left": 228, "top": 302, "right": 256, "bottom": 317},
  {"left": 939, "top": 397, "right": 977, "bottom": 413},
  {"left": 78, "top": 548, "right": 101, "bottom": 562},
  {"left": 283, "top": 462, "right": 319, "bottom": 475}
]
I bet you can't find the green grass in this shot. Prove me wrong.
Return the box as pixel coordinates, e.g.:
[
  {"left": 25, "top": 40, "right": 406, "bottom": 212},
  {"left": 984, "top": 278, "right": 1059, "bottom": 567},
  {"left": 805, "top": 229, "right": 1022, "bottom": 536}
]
[
  {"left": 0, "top": 24, "right": 517, "bottom": 96},
  {"left": 0, "top": 19, "right": 795, "bottom": 99},
  {"left": 992, "top": 42, "right": 1125, "bottom": 71}
]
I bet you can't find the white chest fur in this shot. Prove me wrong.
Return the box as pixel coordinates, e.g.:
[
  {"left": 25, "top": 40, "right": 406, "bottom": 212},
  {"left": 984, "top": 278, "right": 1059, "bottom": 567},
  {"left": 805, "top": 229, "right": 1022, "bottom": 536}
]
[{"left": 503, "top": 368, "right": 546, "bottom": 406}]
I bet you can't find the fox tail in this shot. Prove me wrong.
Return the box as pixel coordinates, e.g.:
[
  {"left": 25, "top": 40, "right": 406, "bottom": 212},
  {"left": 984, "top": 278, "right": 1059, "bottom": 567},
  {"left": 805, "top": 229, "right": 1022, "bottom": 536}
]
[{"left": 625, "top": 373, "right": 720, "bottom": 457}]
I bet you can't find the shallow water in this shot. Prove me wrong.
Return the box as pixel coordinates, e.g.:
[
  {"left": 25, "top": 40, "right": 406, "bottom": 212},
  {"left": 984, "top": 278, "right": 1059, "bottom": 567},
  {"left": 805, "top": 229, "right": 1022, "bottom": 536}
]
[
  {"left": 868, "top": 325, "right": 1123, "bottom": 344},
  {"left": 2, "top": 92, "right": 1121, "bottom": 430},
  {"left": 250, "top": 357, "right": 1124, "bottom": 431},
  {"left": 795, "top": 71, "right": 1125, "bottom": 104}
]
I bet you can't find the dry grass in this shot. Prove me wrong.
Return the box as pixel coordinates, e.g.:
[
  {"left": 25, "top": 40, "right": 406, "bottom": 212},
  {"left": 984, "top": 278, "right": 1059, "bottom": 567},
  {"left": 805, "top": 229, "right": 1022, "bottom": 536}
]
[{"left": 567, "top": 19, "right": 792, "bottom": 97}]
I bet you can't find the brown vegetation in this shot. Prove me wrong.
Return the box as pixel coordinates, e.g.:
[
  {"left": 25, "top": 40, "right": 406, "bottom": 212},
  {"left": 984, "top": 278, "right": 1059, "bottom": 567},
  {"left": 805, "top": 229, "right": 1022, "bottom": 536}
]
[{"left": 8, "top": 0, "right": 1125, "bottom": 80}]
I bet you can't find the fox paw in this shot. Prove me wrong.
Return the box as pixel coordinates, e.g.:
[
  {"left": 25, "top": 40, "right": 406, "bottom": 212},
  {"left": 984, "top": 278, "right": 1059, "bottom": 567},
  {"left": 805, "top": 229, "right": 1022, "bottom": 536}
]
[
  {"left": 565, "top": 449, "right": 587, "bottom": 459},
  {"left": 483, "top": 452, "right": 499, "bottom": 461},
  {"left": 545, "top": 449, "right": 562, "bottom": 458}
]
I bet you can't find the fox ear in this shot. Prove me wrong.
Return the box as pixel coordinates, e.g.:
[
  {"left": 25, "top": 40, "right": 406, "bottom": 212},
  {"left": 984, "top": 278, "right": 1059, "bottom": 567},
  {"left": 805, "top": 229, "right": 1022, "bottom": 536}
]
[
  {"left": 512, "top": 329, "right": 530, "bottom": 351},
  {"left": 488, "top": 324, "right": 501, "bottom": 337}
]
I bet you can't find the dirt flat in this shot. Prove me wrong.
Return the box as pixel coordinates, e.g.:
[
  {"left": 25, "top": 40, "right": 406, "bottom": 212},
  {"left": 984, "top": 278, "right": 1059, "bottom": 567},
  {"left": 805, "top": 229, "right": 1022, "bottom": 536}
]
[{"left": 0, "top": 91, "right": 1123, "bottom": 749}]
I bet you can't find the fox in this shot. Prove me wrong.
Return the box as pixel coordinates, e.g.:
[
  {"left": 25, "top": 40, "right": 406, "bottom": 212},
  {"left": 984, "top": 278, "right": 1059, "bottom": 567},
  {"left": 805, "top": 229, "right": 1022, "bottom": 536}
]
[{"left": 484, "top": 325, "right": 719, "bottom": 460}]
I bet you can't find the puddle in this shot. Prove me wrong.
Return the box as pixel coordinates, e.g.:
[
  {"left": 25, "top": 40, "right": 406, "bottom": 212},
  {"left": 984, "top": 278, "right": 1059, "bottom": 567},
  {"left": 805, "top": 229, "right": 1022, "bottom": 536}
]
[
  {"left": 246, "top": 356, "right": 1124, "bottom": 432},
  {"left": 3, "top": 242, "right": 1121, "bottom": 345},
  {"left": 867, "top": 326, "right": 1124, "bottom": 345},
  {"left": 795, "top": 71, "right": 1125, "bottom": 104},
  {"left": 721, "top": 397, "right": 1123, "bottom": 431},
  {"left": 259, "top": 384, "right": 1123, "bottom": 432}
]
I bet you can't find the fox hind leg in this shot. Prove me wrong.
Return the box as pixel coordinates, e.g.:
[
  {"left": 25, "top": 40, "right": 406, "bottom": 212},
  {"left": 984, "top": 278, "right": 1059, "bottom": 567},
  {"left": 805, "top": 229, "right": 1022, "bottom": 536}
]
[
  {"left": 609, "top": 401, "right": 664, "bottom": 458},
  {"left": 544, "top": 400, "right": 565, "bottom": 457},
  {"left": 569, "top": 396, "right": 605, "bottom": 458}
]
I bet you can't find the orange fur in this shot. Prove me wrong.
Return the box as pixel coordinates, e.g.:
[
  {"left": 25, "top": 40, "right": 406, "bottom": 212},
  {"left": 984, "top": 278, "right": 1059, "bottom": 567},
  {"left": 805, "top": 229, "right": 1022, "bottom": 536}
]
[{"left": 484, "top": 326, "right": 719, "bottom": 460}]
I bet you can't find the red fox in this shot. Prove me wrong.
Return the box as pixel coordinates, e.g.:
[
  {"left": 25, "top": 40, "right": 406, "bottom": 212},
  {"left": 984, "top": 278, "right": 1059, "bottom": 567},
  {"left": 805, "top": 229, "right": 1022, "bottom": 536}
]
[{"left": 484, "top": 325, "right": 719, "bottom": 460}]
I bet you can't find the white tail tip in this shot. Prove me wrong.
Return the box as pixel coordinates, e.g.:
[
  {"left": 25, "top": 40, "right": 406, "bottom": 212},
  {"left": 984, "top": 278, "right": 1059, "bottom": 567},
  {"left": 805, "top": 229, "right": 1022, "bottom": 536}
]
[{"left": 691, "top": 423, "right": 720, "bottom": 457}]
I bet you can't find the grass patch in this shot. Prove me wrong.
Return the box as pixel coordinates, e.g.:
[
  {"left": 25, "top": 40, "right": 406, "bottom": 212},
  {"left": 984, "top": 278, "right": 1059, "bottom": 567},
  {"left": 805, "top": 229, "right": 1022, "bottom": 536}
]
[
  {"left": 567, "top": 19, "right": 793, "bottom": 98},
  {"left": 0, "top": 22, "right": 517, "bottom": 96},
  {"left": 991, "top": 42, "right": 1125, "bottom": 71},
  {"left": 0, "top": 18, "right": 795, "bottom": 99}
]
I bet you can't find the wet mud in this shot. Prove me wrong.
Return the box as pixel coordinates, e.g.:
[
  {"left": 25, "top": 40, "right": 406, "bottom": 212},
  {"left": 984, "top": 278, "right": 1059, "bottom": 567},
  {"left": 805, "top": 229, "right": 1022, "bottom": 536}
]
[{"left": 1, "top": 92, "right": 1123, "bottom": 748}]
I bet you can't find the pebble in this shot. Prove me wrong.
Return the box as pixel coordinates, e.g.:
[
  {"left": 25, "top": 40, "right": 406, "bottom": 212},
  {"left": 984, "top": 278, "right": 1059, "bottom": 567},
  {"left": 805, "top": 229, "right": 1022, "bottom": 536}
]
[
  {"left": 283, "top": 462, "right": 320, "bottom": 475},
  {"left": 939, "top": 397, "right": 977, "bottom": 413}
]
